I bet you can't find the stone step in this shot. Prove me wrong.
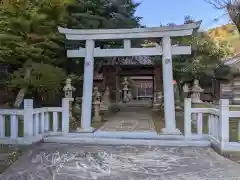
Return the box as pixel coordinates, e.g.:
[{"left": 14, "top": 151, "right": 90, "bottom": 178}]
[
  {"left": 120, "top": 104, "right": 151, "bottom": 108},
  {"left": 44, "top": 136, "right": 211, "bottom": 147},
  {"left": 123, "top": 106, "right": 150, "bottom": 109}
]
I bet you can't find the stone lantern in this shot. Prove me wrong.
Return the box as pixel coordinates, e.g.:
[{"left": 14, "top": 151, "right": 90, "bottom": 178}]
[
  {"left": 122, "top": 77, "right": 130, "bottom": 103},
  {"left": 63, "top": 78, "right": 75, "bottom": 100},
  {"left": 189, "top": 79, "right": 204, "bottom": 103},
  {"left": 63, "top": 78, "right": 76, "bottom": 127},
  {"left": 93, "top": 86, "right": 99, "bottom": 98}
]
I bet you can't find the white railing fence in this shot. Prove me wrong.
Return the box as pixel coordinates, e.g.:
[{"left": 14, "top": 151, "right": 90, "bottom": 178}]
[
  {"left": 0, "top": 98, "right": 69, "bottom": 144},
  {"left": 184, "top": 98, "right": 240, "bottom": 152}
]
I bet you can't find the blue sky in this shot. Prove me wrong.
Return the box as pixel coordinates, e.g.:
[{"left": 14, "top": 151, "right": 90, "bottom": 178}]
[{"left": 134, "top": 0, "right": 230, "bottom": 29}]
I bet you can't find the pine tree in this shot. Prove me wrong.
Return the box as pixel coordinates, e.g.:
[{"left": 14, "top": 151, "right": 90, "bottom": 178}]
[
  {"left": 0, "top": 0, "right": 69, "bottom": 106},
  {"left": 0, "top": 0, "right": 68, "bottom": 69},
  {"left": 65, "top": 0, "right": 143, "bottom": 73},
  {"left": 67, "top": 0, "right": 141, "bottom": 29}
]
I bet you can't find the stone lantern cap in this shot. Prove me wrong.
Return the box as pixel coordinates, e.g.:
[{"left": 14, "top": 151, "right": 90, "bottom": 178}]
[
  {"left": 122, "top": 77, "right": 129, "bottom": 85},
  {"left": 63, "top": 78, "right": 76, "bottom": 92}
]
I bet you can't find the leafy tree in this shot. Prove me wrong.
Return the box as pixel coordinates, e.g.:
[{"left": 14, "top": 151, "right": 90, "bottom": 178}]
[
  {"left": 205, "top": 0, "right": 240, "bottom": 32},
  {"left": 172, "top": 17, "right": 233, "bottom": 98},
  {"left": 8, "top": 62, "right": 66, "bottom": 105},
  {"left": 207, "top": 24, "right": 240, "bottom": 53}
]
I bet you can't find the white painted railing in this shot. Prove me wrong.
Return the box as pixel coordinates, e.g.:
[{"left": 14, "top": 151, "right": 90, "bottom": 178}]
[
  {"left": 0, "top": 98, "right": 69, "bottom": 144},
  {"left": 184, "top": 98, "right": 240, "bottom": 152}
]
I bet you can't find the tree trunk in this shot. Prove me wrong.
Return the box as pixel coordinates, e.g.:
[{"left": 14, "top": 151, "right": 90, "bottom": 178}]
[
  {"left": 176, "top": 80, "right": 184, "bottom": 102},
  {"left": 227, "top": 4, "right": 240, "bottom": 33},
  {"left": 13, "top": 68, "right": 31, "bottom": 108}
]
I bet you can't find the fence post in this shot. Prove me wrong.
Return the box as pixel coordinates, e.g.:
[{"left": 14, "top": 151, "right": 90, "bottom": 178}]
[
  {"left": 184, "top": 98, "right": 192, "bottom": 139},
  {"left": 24, "top": 99, "right": 33, "bottom": 137},
  {"left": 238, "top": 120, "right": 240, "bottom": 142},
  {"left": 62, "top": 98, "right": 70, "bottom": 134},
  {"left": 219, "top": 99, "right": 229, "bottom": 150}
]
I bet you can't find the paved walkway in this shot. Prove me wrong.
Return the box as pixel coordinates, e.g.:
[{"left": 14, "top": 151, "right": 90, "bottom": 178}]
[
  {"left": 1, "top": 143, "right": 240, "bottom": 180},
  {"left": 98, "top": 107, "right": 156, "bottom": 132}
]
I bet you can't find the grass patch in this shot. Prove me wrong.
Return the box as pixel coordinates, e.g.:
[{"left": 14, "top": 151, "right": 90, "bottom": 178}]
[
  {"left": 230, "top": 107, "right": 240, "bottom": 111},
  {"left": 192, "top": 103, "right": 213, "bottom": 108}
]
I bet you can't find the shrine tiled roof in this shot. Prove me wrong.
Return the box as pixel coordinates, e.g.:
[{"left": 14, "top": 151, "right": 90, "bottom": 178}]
[
  {"left": 79, "top": 56, "right": 154, "bottom": 81},
  {"left": 103, "top": 56, "right": 154, "bottom": 65},
  {"left": 224, "top": 53, "right": 240, "bottom": 66},
  {"left": 224, "top": 53, "right": 240, "bottom": 73},
  {"left": 79, "top": 73, "right": 103, "bottom": 80}
]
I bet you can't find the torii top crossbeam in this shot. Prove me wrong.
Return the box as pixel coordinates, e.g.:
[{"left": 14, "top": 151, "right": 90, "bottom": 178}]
[
  {"left": 58, "top": 22, "right": 201, "bottom": 58},
  {"left": 58, "top": 21, "right": 201, "bottom": 40}
]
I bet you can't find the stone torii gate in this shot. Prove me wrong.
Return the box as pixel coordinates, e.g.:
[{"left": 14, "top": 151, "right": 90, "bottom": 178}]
[{"left": 58, "top": 21, "right": 201, "bottom": 134}]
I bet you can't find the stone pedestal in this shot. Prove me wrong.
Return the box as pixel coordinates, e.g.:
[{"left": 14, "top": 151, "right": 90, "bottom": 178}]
[
  {"left": 153, "top": 91, "right": 163, "bottom": 110},
  {"left": 161, "top": 128, "right": 182, "bottom": 135},
  {"left": 63, "top": 78, "right": 78, "bottom": 130},
  {"left": 93, "top": 101, "right": 101, "bottom": 122},
  {"left": 93, "top": 88, "right": 102, "bottom": 122},
  {"left": 183, "top": 84, "right": 189, "bottom": 99},
  {"left": 73, "top": 97, "right": 82, "bottom": 119},
  {"left": 100, "top": 86, "right": 111, "bottom": 111},
  {"left": 174, "top": 84, "right": 182, "bottom": 110},
  {"left": 128, "top": 90, "right": 132, "bottom": 101}
]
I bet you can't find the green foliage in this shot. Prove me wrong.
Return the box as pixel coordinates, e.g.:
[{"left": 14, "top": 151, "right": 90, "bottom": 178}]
[
  {"left": 0, "top": 0, "right": 70, "bottom": 103},
  {"left": 67, "top": 0, "right": 141, "bottom": 29},
  {"left": 66, "top": 0, "right": 142, "bottom": 54},
  {"left": 0, "top": 0, "right": 68, "bottom": 68},
  {"left": 0, "top": 0, "right": 142, "bottom": 104},
  {"left": 63, "top": 0, "right": 143, "bottom": 74},
  {"left": 0, "top": 70, "right": 9, "bottom": 87},
  {"left": 8, "top": 62, "right": 66, "bottom": 100},
  {"left": 173, "top": 18, "right": 233, "bottom": 84},
  {"left": 208, "top": 24, "right": 240, "bottom": 53}
]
